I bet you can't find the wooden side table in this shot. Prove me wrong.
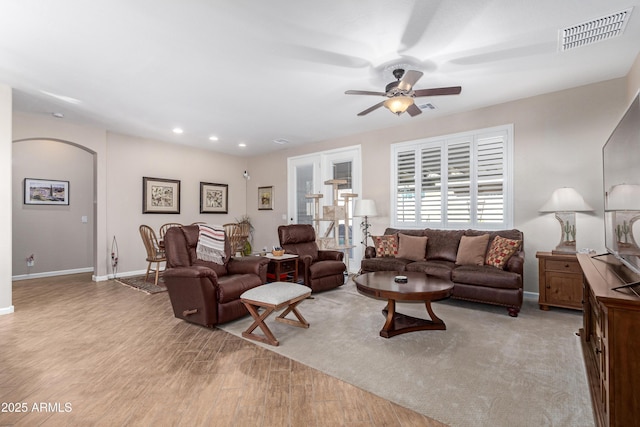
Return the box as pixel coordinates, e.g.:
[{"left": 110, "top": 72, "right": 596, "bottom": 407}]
[
  {"left": 536, "top": 251, "right": 584, "bottom": 311},
  {"left": 265, "top": 253, "right": 299, "bottom": 283}
]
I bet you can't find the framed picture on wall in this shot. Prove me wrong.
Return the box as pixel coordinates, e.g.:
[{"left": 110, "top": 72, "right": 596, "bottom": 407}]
[
  {"left": 24, "top": 178, "right": 70, "bottom": 205},
  {"left": 200, "top": 182, "right": 228, "bottom": 213},
  {"left": 143, "top": 177, "right": 181, "bottom": 214},
  {"left": 258, "top": 186, "right": 274, "bottom": 210}
]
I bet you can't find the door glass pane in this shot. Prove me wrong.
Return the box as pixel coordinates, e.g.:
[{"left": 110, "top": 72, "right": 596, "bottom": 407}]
[
  {"left": 333, "top": 161, "right": 353, "bottom": 255},
  {"left": 296, "top": 164, "right": 314, "bottom": 225}
]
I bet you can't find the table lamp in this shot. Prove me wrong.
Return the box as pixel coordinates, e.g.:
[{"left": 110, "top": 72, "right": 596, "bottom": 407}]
[
  {"left": 539, "top": 187, "right": 593, "bottom": 254},
  {"left": 353, "top": 199, "right": 377, "bottom": 247}
]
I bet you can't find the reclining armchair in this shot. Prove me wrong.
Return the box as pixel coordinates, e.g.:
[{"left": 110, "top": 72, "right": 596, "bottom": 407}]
[
  {"left": 163, "top": 225, "right": 269, "bottom": 327},
  {"left": 278, "top": 224, "right": 346, "bottom": 292}
]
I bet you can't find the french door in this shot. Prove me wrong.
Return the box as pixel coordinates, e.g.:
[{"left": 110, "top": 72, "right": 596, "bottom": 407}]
[{"left": 287, "top": 146, "right": 362, "bottom": 272}]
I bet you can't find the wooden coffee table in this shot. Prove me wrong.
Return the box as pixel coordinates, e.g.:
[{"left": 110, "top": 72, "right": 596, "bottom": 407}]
[{"left": 355, "top": 271, "right": 454, "bottom": 338}]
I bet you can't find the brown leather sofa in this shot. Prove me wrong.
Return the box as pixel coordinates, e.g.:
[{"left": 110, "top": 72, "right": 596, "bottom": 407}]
[
  {"left": 278, "top": 224, "right": 346, "bottom": 292},
  {"left": 361, "top": 228, "right": 524, "bottom": 316},
  {"left": 162, "top": 225, "right": 270, "bottom": 327}
]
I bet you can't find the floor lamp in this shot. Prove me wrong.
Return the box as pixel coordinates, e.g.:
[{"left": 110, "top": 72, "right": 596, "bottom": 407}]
[{"left": 353, "top": 199, "right": 377, "bottom": 247}]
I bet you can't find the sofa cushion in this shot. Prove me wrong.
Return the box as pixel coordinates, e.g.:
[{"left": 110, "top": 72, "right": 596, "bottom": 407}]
[
  {"left": 360, "top": 257, "right": 412, "bottom": 272},
  {"left": 373, "top": 234, "right": 398, "bottom": 258},
  {"left": 485, "top": 235, "right": 522, "bottom": 269},
  {"left": 452, "top": 265, "right": 522, "bottom": 290},
  {"left": 456, "top": 234, "right": 490, "bottom": 266},
  {"left": 397, "top": 234, "right": 428, "bottom": 261},
  {"left": 425, "top": 229, "right": 464, "bottom": 262},
  {"left": 405, "top": 260, "right": 455, "bottom": 280}
]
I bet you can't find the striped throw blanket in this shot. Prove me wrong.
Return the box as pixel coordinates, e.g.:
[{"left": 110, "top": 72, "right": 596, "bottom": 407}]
[{"left": 196, "top": 224, "right": 226, "bottom": 264}]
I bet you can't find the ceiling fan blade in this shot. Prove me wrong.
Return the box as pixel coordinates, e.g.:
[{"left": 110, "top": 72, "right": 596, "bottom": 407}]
[
  {"left": 407, "top": 104, "right": 422, "bottom": 117},
  {"left": 413, "top": 86, "right": 462, "bottom": 97},
  {"left": 345, "top": 90, "right": 387, "bottom": 96},
  {"left": 398, "top": 70, "right": 423, "bottom": 91},
  {"left": 357, "top": 101, "right": 385, "bottom": 116}
]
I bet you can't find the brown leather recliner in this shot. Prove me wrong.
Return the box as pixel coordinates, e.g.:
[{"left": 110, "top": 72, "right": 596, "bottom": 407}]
[
  {"left": 163, "top": 225, "right": 270, "bottom": 327},
  {"left": 278, "top": 224, "right": 346, "bottom": 292}
]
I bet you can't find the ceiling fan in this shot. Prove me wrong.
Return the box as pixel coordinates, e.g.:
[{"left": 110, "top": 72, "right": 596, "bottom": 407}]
[{"left": 345, "top": 69, "right": 462, "bottom": 117}]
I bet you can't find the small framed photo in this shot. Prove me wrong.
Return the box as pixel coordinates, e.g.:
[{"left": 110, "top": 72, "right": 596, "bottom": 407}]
[
  {"left": 24, "top": 178, "right": 70, "bottom": 205},
  {"left": 258, "top": 186, "right": 274, "bottom": 210},
  {"left": 200, "top": 182, "right": 228, "bottom": 214},
  {"left": 143, "top": 177, "right": 180, "bottom": 214}
]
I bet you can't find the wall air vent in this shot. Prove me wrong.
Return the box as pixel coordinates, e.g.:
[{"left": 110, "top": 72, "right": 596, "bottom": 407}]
[
  {"left": 418, "top": 103, "right": 436, "bottom": 110},
  {"left": 560, "top": 8, "right": 633, "bottom": 51}
]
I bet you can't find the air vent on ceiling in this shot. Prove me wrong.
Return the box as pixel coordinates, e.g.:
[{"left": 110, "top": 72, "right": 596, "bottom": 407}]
[
  {"left": 273, "top": 138, "right": 290, "bottom": 145},
  {"left": 560, "top": 8, "right": 633, "bottom": 51},
  {"left": 417, "top": 103, "right": 436, "bottom": 110}
]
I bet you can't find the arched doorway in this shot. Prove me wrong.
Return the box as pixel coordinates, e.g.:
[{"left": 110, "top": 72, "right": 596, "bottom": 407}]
[{"left": 12, "top": 138, "right": 96, "bottom": 279}]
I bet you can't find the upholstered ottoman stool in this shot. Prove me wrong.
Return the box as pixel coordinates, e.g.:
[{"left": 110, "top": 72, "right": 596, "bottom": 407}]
[{"left": 240, "top": 282, "right": 311, "bottom": 346}]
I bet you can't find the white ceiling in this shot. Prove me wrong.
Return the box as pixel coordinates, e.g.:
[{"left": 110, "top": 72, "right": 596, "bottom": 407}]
[{"left": 2, "top": 0, "right": 640, "bottom": 156}]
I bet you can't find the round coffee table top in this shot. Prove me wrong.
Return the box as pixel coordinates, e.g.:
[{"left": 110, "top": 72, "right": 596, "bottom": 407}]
[{"left": 354, "top": 271, "right": 453, "bottom": 302}]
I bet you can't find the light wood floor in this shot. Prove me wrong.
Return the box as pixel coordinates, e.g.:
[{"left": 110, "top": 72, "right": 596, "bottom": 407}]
[{"left": 0, "top": 274, "right": 446, "bottom": 427}]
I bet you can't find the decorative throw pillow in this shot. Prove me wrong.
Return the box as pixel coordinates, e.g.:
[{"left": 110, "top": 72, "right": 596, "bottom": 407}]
[
  {"left": 485, "top": 235, "right": 522, "bottom": 269},
  {"left": 397, "top": 234, "right": 428, "bottom": 261},
  {"left": 373, "top": 234, "right": 398, "bottom": 258},
  {"left": 455, "top": 234, "right": 490, "bottom": 266}
]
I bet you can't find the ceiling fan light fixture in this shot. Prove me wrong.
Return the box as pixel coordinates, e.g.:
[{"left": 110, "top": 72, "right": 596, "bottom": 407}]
[{"left": 384, "top": 96, "right": 414, "bottom": 115}]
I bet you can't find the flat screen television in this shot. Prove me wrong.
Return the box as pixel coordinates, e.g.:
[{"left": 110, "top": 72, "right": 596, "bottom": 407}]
[{"left": 602, "top": 92, "right": 640, "bottom": 289}]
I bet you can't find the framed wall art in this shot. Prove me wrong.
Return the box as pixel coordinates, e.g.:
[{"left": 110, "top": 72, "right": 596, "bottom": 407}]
[
  {"left": 200, "top": 182, "right": 228, "bottom": 213},
  {"left": 24, "top": 178, "right": 70, "bottom": 205},
  {"left": 258, "top": 186, "right": 273, "bottom": 210},
  {"left": 142, "top": 177, "right": 181, "bottom": 214}
]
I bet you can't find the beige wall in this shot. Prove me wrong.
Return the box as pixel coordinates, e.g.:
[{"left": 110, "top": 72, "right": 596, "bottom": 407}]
[
  {"left": 12, "top": 140, "right": 94, "bottom": 276},
  {"left": 0, "top": 84, "right": 12, "bottom": 314},
  {"left": 105, "top": 132, "right": 248, "bottom": 275},
  {"left": 11, "top": 115, "right": 249, "bottom": 280},
  {"left": 248, "top": 77, "right": 630, "bottom": 294},
  {"left": 628, "top": 53, "right": 640, "bottom": 100}
]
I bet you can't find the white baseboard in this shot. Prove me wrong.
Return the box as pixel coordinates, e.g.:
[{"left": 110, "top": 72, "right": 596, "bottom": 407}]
[
  {"left": 523, "top": 290, "right": 539, "bottom": 300},
  {"left": 12, "top": 267, "right": 95, "bottom": 282},
  {"left": 13, "top": 268, "right": 155, "bottom": 282},
  {"left": 0, "top": 305, "right": 15, "bottom": 315}
]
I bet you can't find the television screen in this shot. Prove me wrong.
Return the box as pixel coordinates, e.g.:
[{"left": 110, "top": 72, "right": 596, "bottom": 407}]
[{"left": 603, "top": 93, "right": 640, "bottom": 276}]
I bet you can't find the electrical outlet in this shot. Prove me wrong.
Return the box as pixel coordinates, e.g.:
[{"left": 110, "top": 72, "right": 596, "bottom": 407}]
[{"left": 26, "top": 254, "right": 35, "bottom": 267}]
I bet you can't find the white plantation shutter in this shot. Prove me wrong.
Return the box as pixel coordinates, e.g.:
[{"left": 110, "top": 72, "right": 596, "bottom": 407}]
[
  {"left": 392, "top": 125, "right": 512, "bottom": 229},
  {"left": 396, "top": 150, "right": 416, "bottom": 223},
  {"left": 476, "top": 134, "right": 505, "bottom": 224},
  {"left": 420, "top": 146, "right": 441, "bottom": 222},
  {"left": 447, "top": 140, "right": 471, "bottom": 223}
]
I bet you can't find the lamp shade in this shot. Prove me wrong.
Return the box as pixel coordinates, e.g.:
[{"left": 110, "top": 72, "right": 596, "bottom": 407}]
[
  {"left": 353, "top": 199, "right": 378, "bottom": 217},
  {"left": 383, "top": 96, "right": 413, "bottom": 115},
  {"left": 607, "top": 184, "right": 640, "bottom": 210},
  {"left": 539, "top": 187, "right": 593, "bottom": 212}
]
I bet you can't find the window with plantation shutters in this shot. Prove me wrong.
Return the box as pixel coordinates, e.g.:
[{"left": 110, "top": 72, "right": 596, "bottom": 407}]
[{"left": 391, "top": 125, "right": 513, "bottom": 230}]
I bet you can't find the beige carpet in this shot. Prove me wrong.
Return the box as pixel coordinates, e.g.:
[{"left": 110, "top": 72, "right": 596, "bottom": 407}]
[{"left": 220, "top": 280, "right": 594, "bottom": 427}]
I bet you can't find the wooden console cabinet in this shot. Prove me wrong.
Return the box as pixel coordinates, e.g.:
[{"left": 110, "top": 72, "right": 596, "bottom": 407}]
[
  {"left": 577, "top": 253, "right": 640, "bottom": 427},
  {"left": 536, "top": 251, "right": 583, "bottom": 310}
]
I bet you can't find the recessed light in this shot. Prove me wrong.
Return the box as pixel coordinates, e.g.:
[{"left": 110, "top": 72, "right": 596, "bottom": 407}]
[
  {"left": 238, "top": 143, "right": 246, "bottom": 148},
  {"left": 209, "top": 136, "right": 219, "bottom": 141},
  {"left": 172, "top": 127, "right": 184, "bottom": 134}
]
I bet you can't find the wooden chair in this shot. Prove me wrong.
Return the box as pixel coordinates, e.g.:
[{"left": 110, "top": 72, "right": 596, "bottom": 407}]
[
  {"left": 159, "top": 222, "right": 182, "bottom": 240},
  {"left": 224, "top": 223, "right": 249, "bottom": 255},
  {"left": 139, "top": 225, "right": 166, "bottom": 286}
]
